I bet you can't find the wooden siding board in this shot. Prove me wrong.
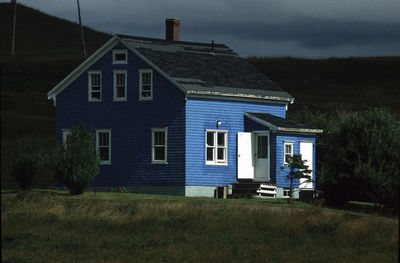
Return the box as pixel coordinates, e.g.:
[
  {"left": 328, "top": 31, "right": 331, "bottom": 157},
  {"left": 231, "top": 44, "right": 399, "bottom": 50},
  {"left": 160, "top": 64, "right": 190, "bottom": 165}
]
[
  {"left": 185, "top": 97, "right": 286, "bottom": 186},
  {"left": 56, "top": 44, "right": 186, "bottom": 187}
]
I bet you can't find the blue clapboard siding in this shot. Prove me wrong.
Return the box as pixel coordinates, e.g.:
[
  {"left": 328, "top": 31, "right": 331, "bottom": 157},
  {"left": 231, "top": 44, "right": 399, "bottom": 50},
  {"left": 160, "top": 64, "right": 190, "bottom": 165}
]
[
  {"left": 185, "top": 98, "right": 286, "bottom": 186},
  {"left": 273, "top": 133, "right": 315, "bottom": 188},
  {"left": 56, "top": 44, "right": 186, "bottom": 187}
]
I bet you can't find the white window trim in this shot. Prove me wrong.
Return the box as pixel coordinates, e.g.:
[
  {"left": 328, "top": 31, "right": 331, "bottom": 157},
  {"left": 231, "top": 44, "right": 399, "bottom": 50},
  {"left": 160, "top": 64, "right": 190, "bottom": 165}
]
[
  {"left": 283, "top": 142, "right": 294, "bottom": 165},
  {"left": 205, "top": 129, "right": 228, "bottom": 166},
  {"left": 88, "top": 70, "right": 102, "bottom": 102},
  {"left": 282, "top": 188, "right": 290, "bottom": 198},
  {"left": 113, "top": 70, "right": 127, "bottom": 101},
  {"left": 62, "top": 129, "right": 70, "bottom": 147},
  {"left": 96, "top": 129, "right": 111, "bottom": 165},
  {"left": 139, "top": 69, "right": 153, "bottom": 101},
  {"left": 151, "top": 128, "right": 168, "bottom": 164},
  {"left": 112, "top": 49, "right": 128, "bottom": 64}
]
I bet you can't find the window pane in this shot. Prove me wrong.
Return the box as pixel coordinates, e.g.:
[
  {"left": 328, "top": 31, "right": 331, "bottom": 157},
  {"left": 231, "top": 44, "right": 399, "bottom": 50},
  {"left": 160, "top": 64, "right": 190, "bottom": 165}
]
[
  {"left": 217, "top": 132, "right": 225, "bottom": 146},
  {"left": 257, "top": 136, "right": 268, "bottom": 158},
  {"left": 154, "top": 146, "right": 165, "bottom": 160},
  {"left": 285, "top": 153, "right": 291, "bottom": 163},
  {"left": 207, "top": 132, "right": 214, "bottom": 146},
  {"left": 154, "top": 132, "right": 165, "bottom": 146},
  {"left": 217, "top": 148, "right": 225, "bottom": 161},
  {"left": 142, "top": 85, "right": 151, "bottom": 91},
  {"left": 142, "top": 91, "right": 151, "bottom": 97},
  {"left": 285, "top": 145, "right": 292, "bottom": 154},
  {"left": 142, "top": 73, "right": 151, "bottom": 85},
  {"left": 117, "top": 86, "right": 125, "bottom": 97},
  {"left": 117, "top": 73, "right": 125, "bottom": 85},
  {"left": 92, "top": 92, "right": 100, "bottom": 99},
  {"left": 99, "top": 147, "right": 109, "bottom": 161},
  {"left": 207, "top": 147, "right": 214, "bottom": 161},
  {"left": 115, "top": 53, "right": 126, "bottom": 61}
]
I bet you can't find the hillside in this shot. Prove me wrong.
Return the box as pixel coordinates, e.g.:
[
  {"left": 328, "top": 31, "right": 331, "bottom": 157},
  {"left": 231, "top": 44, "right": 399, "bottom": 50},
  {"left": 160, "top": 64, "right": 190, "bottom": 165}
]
[
  {"left": 1, "top": 3, "right": 110, "bottom": 188},
  {"left": 248, "top": 57, "right": 400, "bottom": 113},
  {"left": 1, "top": 3, "right": 399, "bottom": 189}
]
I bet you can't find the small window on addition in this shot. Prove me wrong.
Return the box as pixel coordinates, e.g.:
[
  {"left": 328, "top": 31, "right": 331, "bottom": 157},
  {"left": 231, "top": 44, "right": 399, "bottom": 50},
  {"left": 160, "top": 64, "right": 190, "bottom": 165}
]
[
  {"left": 112, "top": 50, "right": 128, "bottom": 64},
  {"left": 284, "top": 142, "right": 293, "bottom": 165},
  {"left": 283, "top": 188, "right": 290, "bottom": 198}
]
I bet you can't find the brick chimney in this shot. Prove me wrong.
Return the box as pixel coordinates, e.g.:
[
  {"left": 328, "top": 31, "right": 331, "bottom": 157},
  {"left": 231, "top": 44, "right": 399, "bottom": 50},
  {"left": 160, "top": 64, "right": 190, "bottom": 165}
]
[{"left": 165, "top": 18, "right": 180, "bottom": 41}]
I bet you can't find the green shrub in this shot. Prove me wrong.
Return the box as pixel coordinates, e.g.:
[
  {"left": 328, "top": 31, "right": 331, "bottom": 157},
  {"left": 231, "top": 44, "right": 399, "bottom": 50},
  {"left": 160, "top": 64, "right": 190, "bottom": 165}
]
[
  {"left": 55, "top": 125, "right": 100, "bottom": 195},
  {"left": 10, "top": 135, "right": 54, "bottom": 190}
]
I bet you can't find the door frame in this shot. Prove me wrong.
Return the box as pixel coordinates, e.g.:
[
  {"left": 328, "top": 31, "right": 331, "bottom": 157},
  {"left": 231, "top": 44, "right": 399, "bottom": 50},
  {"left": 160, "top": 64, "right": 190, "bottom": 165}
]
[
  {"left": 252, "top": 131, "right": 270, "bottom": 182},
  {"left": 299, "top": 140, "right": 314, "bottom": 189}
]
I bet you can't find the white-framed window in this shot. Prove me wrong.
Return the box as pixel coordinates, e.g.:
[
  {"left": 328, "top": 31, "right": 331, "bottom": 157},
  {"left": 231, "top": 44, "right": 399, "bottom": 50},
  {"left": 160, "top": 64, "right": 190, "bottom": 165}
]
[
  {"left": 139, "top": 69, "right": 153, "bottom": 101},
  {"left": 206, "top": 130, "right": 227, "bottom": 165},
  {"left": 152, "top": 128, "right": 167, "bottom": 164},
  {"left": 62, "top": 129, "right": 71, "bottom": 147},
  {"left": 112, "top": 49, "right": 128, "bottom": 64},
  {"left": 283, "top": 188, "right": 290, "bottom": 198},
  {"left": 284, "top": 142, "right": 294, "bottom": 165},
  {"left": 113, "top": 70, "right": 127, "bottom": 101},
  {"left": 88, "top": 71, "right": 102, "bottom": 102},
  {"left": 96, "top": 129, "right": 111, "bottom": 165}
]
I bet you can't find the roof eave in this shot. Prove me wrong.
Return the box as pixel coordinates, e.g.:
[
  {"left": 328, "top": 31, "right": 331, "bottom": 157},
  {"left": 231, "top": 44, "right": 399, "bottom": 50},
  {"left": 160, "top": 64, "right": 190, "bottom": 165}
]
[
  {"left": 47, "top": 35, "right": 120, "bottom": 102},
  {"left": 187, "top": 90, "right": 293, "bottom": 102}
]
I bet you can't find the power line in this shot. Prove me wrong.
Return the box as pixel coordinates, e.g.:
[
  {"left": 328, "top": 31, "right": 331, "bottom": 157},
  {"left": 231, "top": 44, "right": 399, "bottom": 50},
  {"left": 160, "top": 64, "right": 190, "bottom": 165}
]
[
  {"left": 76, "top": 0, "right": 86, "bottom": 57},
  {"left": 11, "top": 0, "right": 17, "bottom": 55}
]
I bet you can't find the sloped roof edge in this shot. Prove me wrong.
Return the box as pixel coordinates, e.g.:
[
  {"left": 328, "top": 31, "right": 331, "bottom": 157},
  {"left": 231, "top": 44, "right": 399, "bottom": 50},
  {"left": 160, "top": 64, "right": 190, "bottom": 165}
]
[
  {"left": 47, "top": 36, "right": 120, "bottom": 103},
  {"left": 245, "top": 112, "right": 323, "bottom": 134}
]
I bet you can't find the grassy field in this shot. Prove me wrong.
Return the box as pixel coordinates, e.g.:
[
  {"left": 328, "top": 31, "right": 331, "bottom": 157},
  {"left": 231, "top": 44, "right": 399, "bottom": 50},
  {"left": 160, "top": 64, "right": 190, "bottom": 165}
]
[{"left": 1, "top": 190, "right": 398, "bottom": 263}]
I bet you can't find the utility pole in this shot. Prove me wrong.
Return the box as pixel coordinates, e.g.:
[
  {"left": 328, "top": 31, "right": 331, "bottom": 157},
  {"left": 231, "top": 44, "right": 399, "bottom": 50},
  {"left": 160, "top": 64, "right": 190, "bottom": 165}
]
[
  {"left": 77, "top": 0, "right": 86, "bottom": 57},
  {"left": 11, "top": 0, "right": 17, "bottom": 55}
]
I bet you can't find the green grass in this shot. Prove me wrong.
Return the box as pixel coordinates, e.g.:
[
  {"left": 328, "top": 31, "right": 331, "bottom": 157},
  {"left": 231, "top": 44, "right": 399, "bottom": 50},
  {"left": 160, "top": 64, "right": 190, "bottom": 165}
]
[{"left": 1, "top": 191, "right": 398, "bottom": 263}]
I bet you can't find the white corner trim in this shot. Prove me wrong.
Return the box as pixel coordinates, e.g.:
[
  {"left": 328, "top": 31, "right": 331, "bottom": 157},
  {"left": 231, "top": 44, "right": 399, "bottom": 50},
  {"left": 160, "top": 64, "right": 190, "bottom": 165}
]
[{"left": 47, "top": 36, "right": 120, "bottom": 102}]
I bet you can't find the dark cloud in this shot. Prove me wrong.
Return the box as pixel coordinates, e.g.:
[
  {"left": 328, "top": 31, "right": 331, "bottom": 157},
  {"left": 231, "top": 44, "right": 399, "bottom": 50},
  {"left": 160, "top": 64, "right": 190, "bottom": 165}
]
[
  {"left": 184, "top": 18, "right": 400, "bottom": 50},
  {"left": 10, "top": 0, "right": 400, "bottom": 57}
]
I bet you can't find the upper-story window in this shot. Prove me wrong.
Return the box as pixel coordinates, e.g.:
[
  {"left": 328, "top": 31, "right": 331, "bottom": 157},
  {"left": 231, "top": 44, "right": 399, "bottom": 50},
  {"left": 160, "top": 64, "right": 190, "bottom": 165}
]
[
  {"left": 112, "top": 50, "right": 128, "bottom": 64},
  {"left": 88, "top": 71, "right": 101, "bottom": 102},
  {"left": 139, "top": 69, "right": 153, "bottom": 101},
  {"left": 113, "top": 70, "right": 127, "bottom": 101}
]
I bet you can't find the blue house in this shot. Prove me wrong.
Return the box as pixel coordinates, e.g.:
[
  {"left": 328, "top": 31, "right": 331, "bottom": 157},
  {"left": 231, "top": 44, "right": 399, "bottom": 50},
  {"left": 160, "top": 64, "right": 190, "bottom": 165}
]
[{"left": 47, "top": 19, "right": 322, "bottom": 197}]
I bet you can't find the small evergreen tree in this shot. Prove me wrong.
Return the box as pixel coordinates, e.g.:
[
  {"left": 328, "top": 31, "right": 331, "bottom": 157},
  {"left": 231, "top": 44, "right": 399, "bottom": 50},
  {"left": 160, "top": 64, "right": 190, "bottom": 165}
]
[
  {"left": 56, "top": 126, "right": 100, "bottom": 195},
  {"left": 281, "top": 154, "right": 312, "bottom": 203}
]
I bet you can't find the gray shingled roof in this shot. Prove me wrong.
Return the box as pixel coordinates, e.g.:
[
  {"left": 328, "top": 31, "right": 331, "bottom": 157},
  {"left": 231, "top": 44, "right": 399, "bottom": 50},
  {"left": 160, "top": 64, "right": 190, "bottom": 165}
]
[
  {"left": 246, "top": 112, "right": 323, "bottom": 134},
  {"left": 118, "top": 35, "right": 293, "bottom": 102}
]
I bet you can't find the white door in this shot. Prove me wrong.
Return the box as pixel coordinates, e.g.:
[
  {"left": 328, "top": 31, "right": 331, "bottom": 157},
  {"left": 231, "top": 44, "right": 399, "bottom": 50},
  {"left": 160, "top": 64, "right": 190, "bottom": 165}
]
[
  {"left": 300, "top": 141, "right": 313, "bottom": 189},
  {"left": 237, "top": 132, "right": 254, "bottom": 179},
  {"left": 254, "top": 133, "right": 269, "bottom": 181}
]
